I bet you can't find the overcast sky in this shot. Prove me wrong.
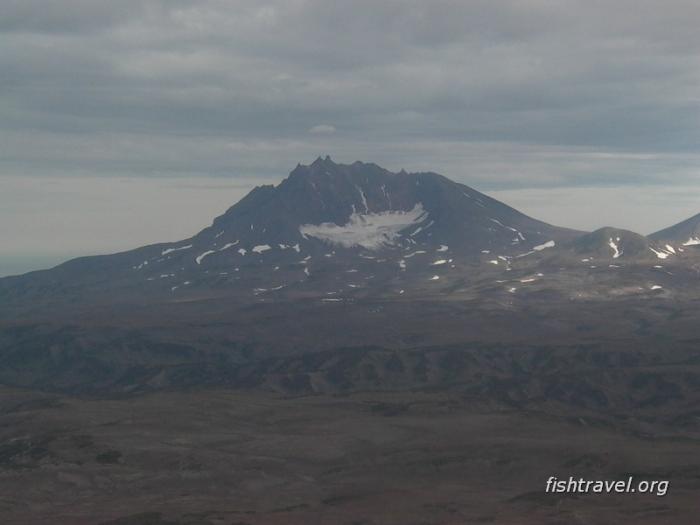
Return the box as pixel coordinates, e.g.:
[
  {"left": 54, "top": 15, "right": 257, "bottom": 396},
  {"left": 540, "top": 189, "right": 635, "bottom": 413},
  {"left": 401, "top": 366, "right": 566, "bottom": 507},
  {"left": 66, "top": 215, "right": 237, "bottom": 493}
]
[{"left": 1, "top": 1, "right": 699, "bottom": 275}]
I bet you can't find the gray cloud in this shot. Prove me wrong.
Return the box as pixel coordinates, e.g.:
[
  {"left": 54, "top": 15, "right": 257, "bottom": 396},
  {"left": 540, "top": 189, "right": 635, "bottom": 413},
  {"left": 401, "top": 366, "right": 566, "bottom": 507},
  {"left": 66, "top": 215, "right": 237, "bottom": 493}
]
[
  {"left": 1, "top": 1, "right": 700, "bottom": 262},
  {"left": 309, "top": 124, "right": 336, "bottom": 134}
]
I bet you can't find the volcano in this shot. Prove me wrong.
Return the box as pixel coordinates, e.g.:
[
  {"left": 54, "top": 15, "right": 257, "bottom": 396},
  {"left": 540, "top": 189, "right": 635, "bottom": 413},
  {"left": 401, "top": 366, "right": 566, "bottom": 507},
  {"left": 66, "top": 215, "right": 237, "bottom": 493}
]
[{"left": 0, "top": 156, "right": 582, "bottom": 308}]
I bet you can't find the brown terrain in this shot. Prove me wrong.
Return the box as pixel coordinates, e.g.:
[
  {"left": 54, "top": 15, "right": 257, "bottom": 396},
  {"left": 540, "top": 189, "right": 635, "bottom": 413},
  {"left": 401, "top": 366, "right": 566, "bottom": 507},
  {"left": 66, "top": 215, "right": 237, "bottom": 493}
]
[
  {"left": 2, "top": 160, "right": 700, "bottom": 523},
  {"left": 1, "top": 380, "right": 699, "bottom": 525}
]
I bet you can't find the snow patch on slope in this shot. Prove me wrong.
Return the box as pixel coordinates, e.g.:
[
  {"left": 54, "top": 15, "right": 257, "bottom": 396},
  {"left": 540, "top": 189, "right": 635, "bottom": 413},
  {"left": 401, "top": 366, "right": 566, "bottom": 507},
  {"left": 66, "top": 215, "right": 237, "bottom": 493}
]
[
  {"left": 252, "top": 244, "right": 271, "bottom": 254},
  {"left": 220, "top": 241, "right": 239, "bottom": 251},
  {"left": 299, "top": 203, "right": 427, "bottom": 250},
  {"left": 162, "top": 244, "right": 192, "bottom": 256},
  {"left": 195, "top": 240, "right": 240, "bottom": 264},
  {"left": 649, "top": 247, "right": 670, "bottom": 259},
  {"left": 608, "top": 237, "right": 621, "bottom": 258},
  {"left": 356, "top": 185, "right": 369, "bottom": 213},
  {"left": 533, "top": 240, "right": 555, "bottom": 251},
  {"left": 195, "top": 250, "right": 216, "bottom": 265}
]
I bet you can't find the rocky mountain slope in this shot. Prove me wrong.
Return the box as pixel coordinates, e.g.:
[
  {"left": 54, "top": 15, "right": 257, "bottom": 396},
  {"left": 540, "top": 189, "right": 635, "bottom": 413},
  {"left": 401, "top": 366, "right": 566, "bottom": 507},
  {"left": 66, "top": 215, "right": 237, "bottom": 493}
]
[
  {"left": 2, "top": 158, "right": 700, "bottom": 394},
  {"left": 650, "top": 212, "right": 700, "bottom": 246},
  {"left": 0, "top": 157, "right": 583, "bottom": 308}
]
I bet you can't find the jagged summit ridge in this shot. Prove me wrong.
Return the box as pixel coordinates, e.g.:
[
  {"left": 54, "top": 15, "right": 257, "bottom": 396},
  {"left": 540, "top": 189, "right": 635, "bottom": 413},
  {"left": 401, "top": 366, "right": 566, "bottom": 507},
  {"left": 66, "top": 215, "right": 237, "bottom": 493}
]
[{"left": 196, "top": 157, "right": 577, "bottom": 260}]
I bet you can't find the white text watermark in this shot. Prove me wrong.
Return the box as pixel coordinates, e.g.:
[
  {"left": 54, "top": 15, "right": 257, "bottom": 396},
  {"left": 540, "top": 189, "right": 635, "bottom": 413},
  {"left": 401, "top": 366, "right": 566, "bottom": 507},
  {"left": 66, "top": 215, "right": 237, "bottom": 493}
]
[{"left": 545, "top": 476, "right": 668, "bottom": 497}]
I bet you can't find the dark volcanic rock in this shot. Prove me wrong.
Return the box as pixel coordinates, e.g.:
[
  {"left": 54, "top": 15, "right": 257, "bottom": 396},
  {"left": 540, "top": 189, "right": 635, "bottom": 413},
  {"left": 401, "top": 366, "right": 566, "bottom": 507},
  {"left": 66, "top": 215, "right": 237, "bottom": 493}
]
[{"left": 650, "top": 212, "right": 700, "bottom": 246}]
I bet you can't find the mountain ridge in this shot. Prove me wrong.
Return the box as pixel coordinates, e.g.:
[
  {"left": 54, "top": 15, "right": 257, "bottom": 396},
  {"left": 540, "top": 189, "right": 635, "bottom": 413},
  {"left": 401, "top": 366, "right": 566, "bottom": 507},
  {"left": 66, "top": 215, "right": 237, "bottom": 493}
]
[
  {"left": 650, "top": 212, "right": 700, "bottom": 246},
  {"left": 1, "top": 157, "right": 700, "bottom": 315},
  {"left": 0, "top": 158, "right": 577, "bottom": 293}
]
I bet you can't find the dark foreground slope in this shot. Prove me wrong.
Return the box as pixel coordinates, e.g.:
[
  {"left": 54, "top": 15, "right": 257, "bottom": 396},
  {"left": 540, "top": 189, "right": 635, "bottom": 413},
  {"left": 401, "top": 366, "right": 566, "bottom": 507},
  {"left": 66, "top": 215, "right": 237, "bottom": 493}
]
[{"left": 2, "top": 383, "right": 700, "bottom": 525}]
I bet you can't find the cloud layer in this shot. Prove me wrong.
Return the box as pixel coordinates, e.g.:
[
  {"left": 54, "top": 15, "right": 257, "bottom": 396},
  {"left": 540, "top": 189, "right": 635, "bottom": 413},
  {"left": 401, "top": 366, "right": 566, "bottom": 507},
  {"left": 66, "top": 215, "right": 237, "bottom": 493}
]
[{"left": 1, "top": 1, "right": 699, "bottom": 263}]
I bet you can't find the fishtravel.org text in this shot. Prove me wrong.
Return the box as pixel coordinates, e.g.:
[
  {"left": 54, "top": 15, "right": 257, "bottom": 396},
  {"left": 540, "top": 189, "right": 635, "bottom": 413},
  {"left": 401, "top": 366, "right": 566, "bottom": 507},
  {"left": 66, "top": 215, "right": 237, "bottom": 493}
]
[{"left": 546, "top": 476, "right": 668, "bottom": 497}]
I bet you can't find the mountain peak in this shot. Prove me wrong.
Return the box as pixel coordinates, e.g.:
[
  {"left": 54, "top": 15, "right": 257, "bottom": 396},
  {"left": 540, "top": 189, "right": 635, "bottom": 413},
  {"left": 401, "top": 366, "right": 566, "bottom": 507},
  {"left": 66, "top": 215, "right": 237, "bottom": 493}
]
[
  {"left": 650, "top": 212, "right": 700, "bottom": 246},
  {"left": 570, "top": 226, "right": 677, "bottom": 260},
  {"left": 204, "top": 159, "right": 580, "bottom": 266},
  {"left": 310, "top": 155, "right": 336, "bottom": 167},
  {"left": 0, "top": 158, "right": 582, "bottom": 306}
]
